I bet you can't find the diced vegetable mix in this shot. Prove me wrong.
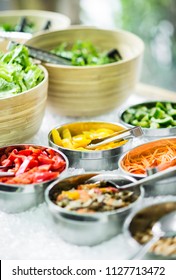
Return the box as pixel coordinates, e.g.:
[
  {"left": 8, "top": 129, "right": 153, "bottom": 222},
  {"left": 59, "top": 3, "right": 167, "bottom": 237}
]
[
  {"left": 122, "top": 102, "right": 176, "bottom": 128},
  {"left": 51, "top": 127, "right": 127, "bottom": 151},
  {"left": 0, "top": 146, "right": 66, "bottom": 184},
  {"left": 51, "top": 40, "right": 122, "bottom": 66},
  {"left": 0, "top": 45, "right": 44, "bottom": 98},
  {"left": 55, "top": 182, "right": 137, "bottom": 213},
  {"left": 121, "top": 139, "right": 176, "bottom": 175}
]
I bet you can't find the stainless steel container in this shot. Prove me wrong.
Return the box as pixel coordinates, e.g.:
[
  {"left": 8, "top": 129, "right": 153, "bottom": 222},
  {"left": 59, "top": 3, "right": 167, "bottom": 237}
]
[
  {"left": 45, "top": 173, "right": 144, "bottom": 246},
  {"left": 118, "top": 137, "right": 176, "bottom": 196},
  {"left": 123, "top": 198, "right": 176, "bottom": 259},
  {"left": 48, "top": 121, "right": 132, "bottom": 171},
  {"left": 0, "top": 144, "right": 68, "bottom": 213},
  {"left": 118, "top": 101, "right": 176, "bottom": 139}
]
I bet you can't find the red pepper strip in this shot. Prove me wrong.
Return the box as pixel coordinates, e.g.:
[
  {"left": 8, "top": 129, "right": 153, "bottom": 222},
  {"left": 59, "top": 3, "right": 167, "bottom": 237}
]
[
  {"left": 29, "top": 146, "right": 43, "bottom": 155},
  {"left": 46, "top": 148, "right": 55, "bottom": 157},
  {"left": 28, "top": 159, "right": 39, "bottom": 168},
  {"left": 18, "top": 149, "right": 32, "bottom": 156},
  {"left": 8, "top": 150, "right": 26, "bottom": 162},
  {"left": 37, "top": 164, "right": 52, "bottom": 171},
  {"left": 1, "top": 166, "right": 59, "bottom": 184},
  {"left": 32, "top": 171, "right": 59, "bottom": 183},
  {"left": 50, "top": 155, "right": 66, "bottom": 170},
  {"left": 38, "top": 155, "right": 54, "bottom": 165}
]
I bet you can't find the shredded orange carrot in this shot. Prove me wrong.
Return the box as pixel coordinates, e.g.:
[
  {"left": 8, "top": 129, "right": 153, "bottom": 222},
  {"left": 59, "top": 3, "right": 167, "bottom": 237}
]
[{"left": 121, "top": 139, "right": 176, "bottom": 175}]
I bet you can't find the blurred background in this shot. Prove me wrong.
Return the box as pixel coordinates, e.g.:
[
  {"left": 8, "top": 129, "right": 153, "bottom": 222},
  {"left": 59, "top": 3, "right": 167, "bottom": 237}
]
[{"left": 0, "top": 0, "right": 176, "bottom": 92}]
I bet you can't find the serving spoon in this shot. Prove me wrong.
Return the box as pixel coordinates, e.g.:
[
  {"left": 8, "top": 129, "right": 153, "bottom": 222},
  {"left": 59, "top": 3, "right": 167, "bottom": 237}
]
[
  {"left": 130, "top": 210, "right": 176, "bottom": 259},
  {"left": 86, "top": 166, "right": 176, "bottom": 191}
]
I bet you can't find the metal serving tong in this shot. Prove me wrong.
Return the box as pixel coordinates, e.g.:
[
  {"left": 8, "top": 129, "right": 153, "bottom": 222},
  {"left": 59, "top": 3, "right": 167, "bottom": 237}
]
[
  {"left": 8, "top": 41, "right": 71, "bottom": 65},
  {"left": 86, "top": 126, "right": 143, "bottom": 150},
  {"left": 146, "top": 156, "right": 176, "bottom": 175}
]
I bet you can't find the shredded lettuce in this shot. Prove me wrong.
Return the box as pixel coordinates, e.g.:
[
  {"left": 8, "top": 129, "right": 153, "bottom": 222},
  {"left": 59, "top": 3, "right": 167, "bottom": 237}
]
[{"left": 0, "top": 45, "right": 44, "bottom": 98}]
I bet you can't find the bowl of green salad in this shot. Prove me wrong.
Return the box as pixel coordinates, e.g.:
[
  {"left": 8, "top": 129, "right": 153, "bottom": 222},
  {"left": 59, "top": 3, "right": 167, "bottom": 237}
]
[
  {"left": 118, "top": 100, "right": 176, "bottom": 139},
  {"left": 26, "top": 26, "right": 144, "bottom": 117},
  {"left": 0, "top": 9, "right": 71, "bottom": 52},
  {"left": 0, "top": 10, "right": 70, "bottom": 34},
  {"left": 0, "top": 43, "right": 48, "bottom": 146}
]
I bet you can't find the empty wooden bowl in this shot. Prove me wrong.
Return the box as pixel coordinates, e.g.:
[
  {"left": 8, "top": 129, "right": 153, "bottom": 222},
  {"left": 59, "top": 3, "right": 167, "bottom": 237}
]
[
  {"left": 26, "top": 26, "right": 144, "bottom": 117},
  {"left": 0, "top": 66, "right": 48, "bottom": 146}
]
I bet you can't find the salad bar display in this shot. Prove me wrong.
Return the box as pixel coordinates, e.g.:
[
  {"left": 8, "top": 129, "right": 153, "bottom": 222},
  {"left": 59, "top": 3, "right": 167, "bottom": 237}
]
[{"left": 0, "top": 17, "right": 176, "bottom": 259}]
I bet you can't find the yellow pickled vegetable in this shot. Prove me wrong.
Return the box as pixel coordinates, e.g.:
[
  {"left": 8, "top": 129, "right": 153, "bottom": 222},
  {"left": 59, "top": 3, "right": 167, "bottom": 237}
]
[
  {"left": 72, "top": 134, "right": 91, "bottom": 148},
  {"left": 62, "top": 138, "right": 74, "bottom": 149},
  {"left": 62, "top": 128, "right": 72, "bottom": 139},
  {"left": 51, "top": 129, "right": 62, "bottom": 146},
  {"left": 51, "top": 126, "right": 127, "bottom": 151}
]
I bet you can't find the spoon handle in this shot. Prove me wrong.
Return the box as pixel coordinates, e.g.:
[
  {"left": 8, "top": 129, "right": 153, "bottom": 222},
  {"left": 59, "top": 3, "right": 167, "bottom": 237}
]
[
  {"left": 121, "top": 166, "right": 176, "bottom": 189},
  {"left": 129, "top": 236, "right": 159, "bottom": 260}
]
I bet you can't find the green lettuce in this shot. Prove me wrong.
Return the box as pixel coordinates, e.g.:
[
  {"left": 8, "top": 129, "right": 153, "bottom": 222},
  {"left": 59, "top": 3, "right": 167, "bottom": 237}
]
[{"left": 0, "top": 45, "right": 44, "bottom": 98}]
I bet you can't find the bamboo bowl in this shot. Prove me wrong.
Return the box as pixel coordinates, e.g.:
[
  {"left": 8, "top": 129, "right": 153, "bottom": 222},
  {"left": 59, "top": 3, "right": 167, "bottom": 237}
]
[
  {"left": 0, "top": 9, "right": 71, "bottom": 52},
  {"left": 0, "top": 66, "right": 48, "bottom": 146},
  {"left": 26, "top": 26, "right": 144, "bottom": 117}
]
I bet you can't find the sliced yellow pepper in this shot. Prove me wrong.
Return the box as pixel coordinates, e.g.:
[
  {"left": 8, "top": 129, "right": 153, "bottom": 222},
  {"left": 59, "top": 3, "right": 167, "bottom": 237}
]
[
  {"left": 62, "top": 138, "right": 74, "bottom": 149},
  {"left": 51, "top": 129, "right": 62, "bottom": 146},
  {"left": 62, "top": 128, "right": 72, "bottom": 140},
  {"left": 51, "top": 126, "right": 127, "bottom": 151},
  {"left": 72, "top": 134, "right": 91, "bottom": 148}
]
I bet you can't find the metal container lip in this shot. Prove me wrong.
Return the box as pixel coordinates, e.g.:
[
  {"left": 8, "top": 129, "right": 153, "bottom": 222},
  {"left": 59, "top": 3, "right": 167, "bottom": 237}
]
[
  {"left": 123, "top": 197, "right": 176, "bottom": 259},
  {"left": 44, "top": 172, "right": 145, "bottom": 223},
  {"left": 0, "top": 143, "right": 69, "bottom": 194},
  {"left": 48, "top": 121, "right": 130, "bottom": 159},
  {"left": 118, "top": 136, "right": 176, "bottom": 179},
  {"left": 118, "top": 100, "right": 176, "bottom": 138}
]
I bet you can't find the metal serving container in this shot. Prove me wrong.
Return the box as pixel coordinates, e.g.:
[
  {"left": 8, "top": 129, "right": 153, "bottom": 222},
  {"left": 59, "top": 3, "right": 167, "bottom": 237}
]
[
  {"left": 48, "top": 121, "right": 132, "bottom": 171},
  {"left": 45, "top": 173, "right": 144, "bottom": 246},
  {"left": 118, "top": 100, "right": 176, "bottom": 139},
  {"left": 118, "top": 137, "right": 176, "bottom": 196},
  {"left": 123, "top": 198, "right": 176, "bottom": 259},
  {"left": 0, "top": 144, "right": 68, "bottom": 213}
]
